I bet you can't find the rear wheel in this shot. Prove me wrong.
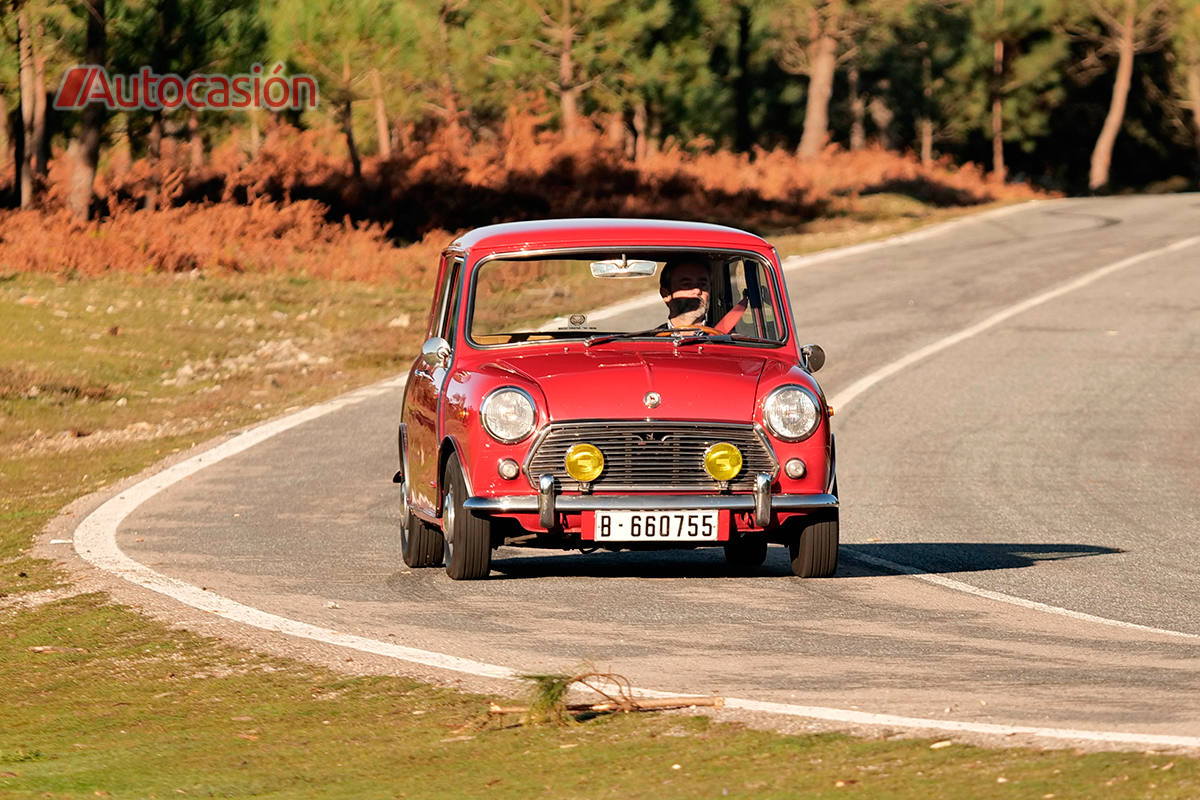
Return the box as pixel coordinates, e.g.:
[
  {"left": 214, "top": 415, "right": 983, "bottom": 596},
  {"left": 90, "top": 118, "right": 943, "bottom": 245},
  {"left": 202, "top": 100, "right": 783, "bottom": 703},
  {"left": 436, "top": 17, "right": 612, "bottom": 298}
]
[
  {"left": 400, "top": 482, "right": 443, "bottom": 568},
  {"left": 442, "top": 454, "right": 493, "bottom": 580},
  {"left": 788, "top": 510, "right": 839, "bottom": 578},
  {"left": 723, "top": 537, "right": 767, "bottom": 572}
]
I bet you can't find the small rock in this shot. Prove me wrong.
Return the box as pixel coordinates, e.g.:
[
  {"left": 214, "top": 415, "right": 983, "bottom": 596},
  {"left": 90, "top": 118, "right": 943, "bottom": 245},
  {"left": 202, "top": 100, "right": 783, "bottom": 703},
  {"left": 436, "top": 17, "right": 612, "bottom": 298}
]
[
  {"left": 115, "top": 398, "right": 127, "bottom": 407},
  {"left": 388, "top": 313, "right": 412, "bottom": 328},
  {"left": 17, "top": 295, "right": 42, "bottom": 307}
]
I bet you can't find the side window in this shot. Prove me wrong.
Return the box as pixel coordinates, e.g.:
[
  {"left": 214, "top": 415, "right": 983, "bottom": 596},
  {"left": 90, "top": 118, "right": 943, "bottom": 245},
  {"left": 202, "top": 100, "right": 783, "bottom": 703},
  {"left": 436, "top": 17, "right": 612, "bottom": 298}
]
[
  {"left": 436, "top": 257, "right": 465, "bottom": 343},
  {"left": 728, "top": 259, "right": 781, "bottom": 340}
]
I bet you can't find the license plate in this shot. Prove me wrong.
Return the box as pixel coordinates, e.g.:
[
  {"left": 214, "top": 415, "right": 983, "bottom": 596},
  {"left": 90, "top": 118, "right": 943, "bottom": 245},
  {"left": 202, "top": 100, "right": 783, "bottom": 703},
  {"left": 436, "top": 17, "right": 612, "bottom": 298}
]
[{"left": 584, "top": 510, "right": 728, "bottom": 542}]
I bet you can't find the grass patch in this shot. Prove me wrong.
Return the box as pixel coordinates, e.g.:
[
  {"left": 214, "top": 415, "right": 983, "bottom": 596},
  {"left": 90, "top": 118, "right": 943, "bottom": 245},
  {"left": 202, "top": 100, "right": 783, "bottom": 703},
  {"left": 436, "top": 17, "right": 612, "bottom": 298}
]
[
  {"left": 2, "top": 215, "right": 1197, "bottom": 798},
  {"left": 2, "top": 596, "right": 1197, "bottom": 797}
]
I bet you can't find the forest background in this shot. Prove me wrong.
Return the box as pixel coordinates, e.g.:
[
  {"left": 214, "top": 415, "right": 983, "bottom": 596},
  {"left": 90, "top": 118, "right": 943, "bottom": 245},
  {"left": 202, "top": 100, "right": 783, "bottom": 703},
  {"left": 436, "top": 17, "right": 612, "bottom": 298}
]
[{"left": 1, "top": 0, "right": 1198, "bottom": 279}]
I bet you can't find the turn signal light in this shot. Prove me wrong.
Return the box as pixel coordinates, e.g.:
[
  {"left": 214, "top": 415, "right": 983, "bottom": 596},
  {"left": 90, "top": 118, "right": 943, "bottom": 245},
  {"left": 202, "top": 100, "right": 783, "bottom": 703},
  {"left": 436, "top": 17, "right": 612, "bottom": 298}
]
[
  {"left": 703, "top": 442, "right": 743, "bottom": 482},
  {"left": 565, "top": 443, "right": 604, "bottom": 482}
]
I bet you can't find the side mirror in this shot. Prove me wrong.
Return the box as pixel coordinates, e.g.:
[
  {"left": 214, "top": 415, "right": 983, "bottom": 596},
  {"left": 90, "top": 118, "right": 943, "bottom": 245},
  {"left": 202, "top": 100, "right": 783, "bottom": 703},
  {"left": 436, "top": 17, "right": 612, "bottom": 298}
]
[
  {"left": 421, "top": 336, "right": 451, "bottom": 368},
  {"left": 801, "top": 343, "right": 825, "bottom": 373}
]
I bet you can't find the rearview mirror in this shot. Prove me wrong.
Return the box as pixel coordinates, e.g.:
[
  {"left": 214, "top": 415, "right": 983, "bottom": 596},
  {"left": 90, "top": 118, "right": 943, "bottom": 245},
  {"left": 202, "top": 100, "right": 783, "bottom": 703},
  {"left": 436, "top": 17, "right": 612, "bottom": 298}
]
[
  {"left": 590, "top": 255, "right": 658, "bottom": 278},
  {"left": 801, "top": 343, "right": 825, "bottom": 373}
]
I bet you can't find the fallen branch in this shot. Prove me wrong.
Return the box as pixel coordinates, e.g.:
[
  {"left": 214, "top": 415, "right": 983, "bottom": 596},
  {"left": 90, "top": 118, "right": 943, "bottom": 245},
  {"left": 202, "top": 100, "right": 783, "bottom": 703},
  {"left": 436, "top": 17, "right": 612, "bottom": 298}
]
[{"left": 489, "top": 695, "right": 724, "bottom": 716}]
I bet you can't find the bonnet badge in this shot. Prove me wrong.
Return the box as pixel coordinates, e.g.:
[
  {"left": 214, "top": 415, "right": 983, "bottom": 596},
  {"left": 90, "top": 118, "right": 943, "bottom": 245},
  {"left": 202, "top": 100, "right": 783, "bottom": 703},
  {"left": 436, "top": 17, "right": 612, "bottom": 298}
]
[{"left": 643, "top": 391, "right": 661, "bottom": 409}]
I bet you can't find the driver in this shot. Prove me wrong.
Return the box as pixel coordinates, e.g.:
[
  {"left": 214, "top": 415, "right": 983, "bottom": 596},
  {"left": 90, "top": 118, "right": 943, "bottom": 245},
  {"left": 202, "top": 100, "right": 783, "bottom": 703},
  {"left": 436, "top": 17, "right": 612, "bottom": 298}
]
[
  {"left": 659, "top": 258, "right": 748, "bottom": 333},
  {"left": 659, "top": 259, "right": 711, "bottom": 328}
]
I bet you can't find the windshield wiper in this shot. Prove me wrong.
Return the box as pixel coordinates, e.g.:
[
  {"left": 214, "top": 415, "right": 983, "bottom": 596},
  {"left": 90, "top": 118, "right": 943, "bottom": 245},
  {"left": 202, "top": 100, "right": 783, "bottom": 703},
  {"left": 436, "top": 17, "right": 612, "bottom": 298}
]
[
  {"left": 584, "top": 327, "right": 664, "bottom": 346},
  {"left": 674, "top": 332, "right": 778, "bottom": 347}
]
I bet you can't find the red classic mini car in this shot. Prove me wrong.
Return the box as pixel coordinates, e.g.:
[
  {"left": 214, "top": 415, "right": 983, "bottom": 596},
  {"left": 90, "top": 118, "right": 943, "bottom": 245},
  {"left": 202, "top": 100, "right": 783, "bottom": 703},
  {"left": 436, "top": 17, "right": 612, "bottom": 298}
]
[{"left": 396, "top": 219, "right": 838, "bottom": 580}]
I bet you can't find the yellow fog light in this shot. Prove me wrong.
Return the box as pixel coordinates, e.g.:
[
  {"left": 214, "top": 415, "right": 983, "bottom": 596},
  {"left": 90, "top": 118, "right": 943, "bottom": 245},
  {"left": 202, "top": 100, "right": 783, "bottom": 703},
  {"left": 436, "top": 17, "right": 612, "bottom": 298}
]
[
  {"left": 704, "top": 442, "right": 743, "bottom": 482},
  {"left": 565, "top": 443, "right": 604, "bottom": 482}
]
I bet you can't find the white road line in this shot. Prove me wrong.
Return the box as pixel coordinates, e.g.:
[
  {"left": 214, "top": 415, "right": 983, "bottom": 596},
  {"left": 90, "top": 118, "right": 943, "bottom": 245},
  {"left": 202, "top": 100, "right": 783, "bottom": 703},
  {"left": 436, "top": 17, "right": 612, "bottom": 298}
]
[
  {"left": 780, "top": 200, "right": 1041, "bottom": 272},
  {"left": 846, "top": 551, "right": 1200, "bottom": 641},
  {"left": 829, "top": 235, "right": 1200, "bottom": 412},
  {"left": 68, "top": 216, "right": 1200, "bottom": 750},
  {"left": 827, "top": 234, "right": 1200, "bottom": 642}
]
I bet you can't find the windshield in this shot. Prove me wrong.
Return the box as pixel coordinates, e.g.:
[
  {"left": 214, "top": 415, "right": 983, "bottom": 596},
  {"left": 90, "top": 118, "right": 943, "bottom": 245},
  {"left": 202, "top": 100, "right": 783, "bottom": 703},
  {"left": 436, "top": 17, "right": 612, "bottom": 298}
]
[{"left": 468, "top": 251, "right": 785, "bottom": 346}]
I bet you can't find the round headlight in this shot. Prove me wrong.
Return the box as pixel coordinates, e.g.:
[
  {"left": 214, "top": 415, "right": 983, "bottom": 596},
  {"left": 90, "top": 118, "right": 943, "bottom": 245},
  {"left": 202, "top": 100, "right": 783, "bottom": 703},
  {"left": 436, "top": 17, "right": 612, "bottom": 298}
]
[
  {"left": 763, "top": 385, "right": 821, "bottom": 441},
  {"left": 565, "top": 443, "right": 604, "bottom": 482},
  {"left": 704, "top": 442, "right": 743, "bottom": 481},
  {"left": 481, "top": 388, "right": 536, "bottom": 443}
]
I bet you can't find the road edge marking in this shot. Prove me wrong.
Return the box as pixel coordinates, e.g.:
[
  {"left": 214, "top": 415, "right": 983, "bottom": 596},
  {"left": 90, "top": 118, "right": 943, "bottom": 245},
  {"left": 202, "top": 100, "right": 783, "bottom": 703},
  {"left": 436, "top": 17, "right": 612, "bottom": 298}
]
[
  {"left": 829, "top": 235, "right": 1200, "bottom": 412},
  {"left": 845, "top": 551, "right": 1200, "bottom": 641},
  {"left": 780, "top": 199, "right": 1041, "bottom": 271},
  {"left": 829, "top": 234, "right": 1200, "bottom": 641},
  {"left": 66, "top": 222, "right": 1200, "bottom": 751}
]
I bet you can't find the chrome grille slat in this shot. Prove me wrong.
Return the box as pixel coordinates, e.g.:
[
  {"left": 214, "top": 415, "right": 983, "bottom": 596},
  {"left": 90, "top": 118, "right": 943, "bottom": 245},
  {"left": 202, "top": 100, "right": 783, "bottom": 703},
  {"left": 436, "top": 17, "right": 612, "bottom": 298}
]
[{"left": 525, "top": 421, "right": 776, "bottom": 492}]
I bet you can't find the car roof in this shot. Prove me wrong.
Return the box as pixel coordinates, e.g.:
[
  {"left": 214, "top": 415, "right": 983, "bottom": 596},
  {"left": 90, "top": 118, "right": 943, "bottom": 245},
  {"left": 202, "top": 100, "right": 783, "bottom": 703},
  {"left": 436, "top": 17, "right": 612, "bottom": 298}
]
[{"left": 448, "top": 218, "right": 772, "bottom": 254}]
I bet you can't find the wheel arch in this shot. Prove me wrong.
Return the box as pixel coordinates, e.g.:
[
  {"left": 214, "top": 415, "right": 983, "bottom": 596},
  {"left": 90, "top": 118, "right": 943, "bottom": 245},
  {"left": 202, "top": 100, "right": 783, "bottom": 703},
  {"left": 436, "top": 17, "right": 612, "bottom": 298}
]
[{"left": 436, "top": 436, "right": 472, "bottom": 515}]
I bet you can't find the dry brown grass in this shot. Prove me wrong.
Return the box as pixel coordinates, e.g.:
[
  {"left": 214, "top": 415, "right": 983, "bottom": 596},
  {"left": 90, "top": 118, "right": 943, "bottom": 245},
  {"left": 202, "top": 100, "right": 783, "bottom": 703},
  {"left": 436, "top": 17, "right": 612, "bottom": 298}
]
[{"left": 1, "top": 116, "right": 1043, "bottom": 285}]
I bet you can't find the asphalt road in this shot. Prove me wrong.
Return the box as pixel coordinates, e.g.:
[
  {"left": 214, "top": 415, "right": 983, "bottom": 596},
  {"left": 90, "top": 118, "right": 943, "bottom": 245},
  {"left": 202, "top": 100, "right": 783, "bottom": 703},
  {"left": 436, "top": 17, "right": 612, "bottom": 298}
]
[{"left": 117, "top": 194, "right": 1200, "bottom": 737}]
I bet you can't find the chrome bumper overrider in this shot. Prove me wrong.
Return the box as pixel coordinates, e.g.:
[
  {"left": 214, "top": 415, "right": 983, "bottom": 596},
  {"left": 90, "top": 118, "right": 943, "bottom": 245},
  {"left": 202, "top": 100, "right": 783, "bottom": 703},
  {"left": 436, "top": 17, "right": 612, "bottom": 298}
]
[{"left": 462, "top": 472, "right": 838, "bottom": 529}]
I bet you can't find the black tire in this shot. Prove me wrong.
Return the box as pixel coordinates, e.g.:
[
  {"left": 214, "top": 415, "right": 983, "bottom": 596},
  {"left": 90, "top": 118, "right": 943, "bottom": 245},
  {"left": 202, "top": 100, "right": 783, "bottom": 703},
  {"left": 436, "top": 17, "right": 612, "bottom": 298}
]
[
  {"left": 723, "top": 537, "right": 768, "bottom": 572},
  {"left": 400, "top": 482, "right": 443, "bottom": 568},
  {"left": 788, "top": 510, "right": 839, "bottom": 578},
  {"left": 442, "top": 454, "right": 493, "bottom": 580}
]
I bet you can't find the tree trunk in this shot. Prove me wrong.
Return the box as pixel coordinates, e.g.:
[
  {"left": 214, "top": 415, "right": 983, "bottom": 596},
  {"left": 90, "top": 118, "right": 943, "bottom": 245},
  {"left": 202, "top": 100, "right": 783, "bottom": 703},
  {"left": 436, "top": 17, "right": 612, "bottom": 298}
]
[
  {"left": 145, "top": 112, "right": 162, "bottom": 210},
  {"left": 632, "top": 97, "right": 648, "bottom": 162},
  {"left": 604, "top": 111, "right": 626, "bottom": 152},
  {"left": 0, "top": 94, "right": 9, "bottom": 175},
  {"left": 436, "top": 2, "right": 464, "bottom": 156},
  {"left": 341, "top": 52, "right": 362, "bottom": 179},
  {"left": 919, "top": 118, "right": 933, "bottom": 166},
  {"left": 370, "top": 69, "right": 392, "bottom": 159},
  {"left": 848, "top": 63, "right": 865, "bottom": 151},
  {"left": 734, "top": 4, "right": 753, "bottom": 152},
  {"left": 798, "top": 33, "right": 837, "bottom": 159},
  {"left": 990, "top": 0, "right": 1006, "bottom": 183},
  {"left": 918, "top": 47, "right": 933, "bottom": 166},
  {"left": 868, "top": 94, "right": 894, "bottom": 149},
  {"left": 1187, "top": 63, "right": 1200, "bottom": 182},
  {"left": 1089, "top": 4, "right": 1135, "bottom": 192},
  {"left": 68, "top": 0, "right": 105, "bottom": 220},
  {"left": 18, "top": 10, "right": 36, "bottom": 208},
  {"left": 558, "top": 0, "right": 580, "bottom": 141},
  {"left": 33, "top": 21, "right": 49, "bottom": 179},
  {"left": 188, "top": 109, "right": 204, "bottom": 169}
]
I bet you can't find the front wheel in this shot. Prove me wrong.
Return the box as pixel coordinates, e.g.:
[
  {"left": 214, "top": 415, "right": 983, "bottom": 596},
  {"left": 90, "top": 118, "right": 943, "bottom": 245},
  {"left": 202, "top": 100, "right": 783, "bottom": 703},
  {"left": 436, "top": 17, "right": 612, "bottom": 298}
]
[
  {"left": 442, "top": 454, "right": 493, "bottom": 580},
  {"left": 788, "top": 510, "right": 839, "bottom": 578},
  {"left": 400, "top": 482, "right": 443, "bottom": 568}
]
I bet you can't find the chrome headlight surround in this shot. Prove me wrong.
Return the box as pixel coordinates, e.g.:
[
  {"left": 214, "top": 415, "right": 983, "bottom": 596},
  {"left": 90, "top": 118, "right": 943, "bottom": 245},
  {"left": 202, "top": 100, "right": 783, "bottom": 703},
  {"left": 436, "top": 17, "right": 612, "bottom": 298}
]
[
  {"left": 762, "top": 385, "right": 822, "bottom": 442},
  {"left": 480, "top": 387, "right": 536, "bottom": 443}
]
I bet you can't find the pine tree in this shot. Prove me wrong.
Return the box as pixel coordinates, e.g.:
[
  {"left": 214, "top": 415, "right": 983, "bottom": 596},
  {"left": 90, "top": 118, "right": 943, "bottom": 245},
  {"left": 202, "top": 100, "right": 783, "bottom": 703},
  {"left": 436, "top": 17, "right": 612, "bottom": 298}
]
[{"left": 1064, "top": 0, "right": 1173, "bottom": 191}]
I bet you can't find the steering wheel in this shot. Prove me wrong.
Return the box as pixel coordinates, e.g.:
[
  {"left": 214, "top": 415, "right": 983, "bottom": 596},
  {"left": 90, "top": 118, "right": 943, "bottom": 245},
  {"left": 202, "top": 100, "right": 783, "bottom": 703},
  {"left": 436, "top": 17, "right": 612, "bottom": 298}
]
[{"left": 656, "top": 324, "right": 723, "bottom": 337}]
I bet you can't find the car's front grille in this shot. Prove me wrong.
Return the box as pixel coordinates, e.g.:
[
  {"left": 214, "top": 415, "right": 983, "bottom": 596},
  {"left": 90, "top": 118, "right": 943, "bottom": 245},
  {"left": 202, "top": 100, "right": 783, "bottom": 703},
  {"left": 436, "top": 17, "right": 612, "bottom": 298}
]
[{"left": 524, "top": 421, "right": 777, "bottom": 492}]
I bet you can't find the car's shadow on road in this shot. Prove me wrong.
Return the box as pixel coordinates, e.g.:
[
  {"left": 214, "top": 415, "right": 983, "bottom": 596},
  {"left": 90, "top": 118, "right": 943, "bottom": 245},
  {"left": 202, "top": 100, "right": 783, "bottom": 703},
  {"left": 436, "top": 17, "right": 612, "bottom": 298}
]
[{"left": 488, "top": 542, "right": 1122, "bottom": 580}]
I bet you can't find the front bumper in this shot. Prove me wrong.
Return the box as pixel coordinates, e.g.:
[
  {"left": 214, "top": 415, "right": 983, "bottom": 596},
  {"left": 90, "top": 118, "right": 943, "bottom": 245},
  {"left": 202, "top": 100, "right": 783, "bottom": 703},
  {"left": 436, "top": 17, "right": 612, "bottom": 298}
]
[{"left": 462, "top": 472, "right": 838, "bottom": 530}]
